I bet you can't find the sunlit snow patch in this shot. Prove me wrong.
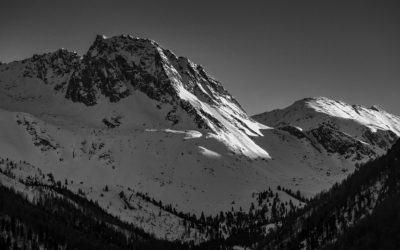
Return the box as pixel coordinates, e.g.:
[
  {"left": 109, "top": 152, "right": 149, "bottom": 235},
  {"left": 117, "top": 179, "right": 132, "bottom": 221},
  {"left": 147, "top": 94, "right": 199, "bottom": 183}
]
[
  {"left": 295, "top": 126, "right": 303, "bottom": 131},
  {"left": 183, "top": 130, "right": 202, "bottom": 139},
  {"left": 198, "top": 146, "right": 222, "bottom": 159},
  {"left": 145, "top": 128, "right": 202, "bottom": 139}
]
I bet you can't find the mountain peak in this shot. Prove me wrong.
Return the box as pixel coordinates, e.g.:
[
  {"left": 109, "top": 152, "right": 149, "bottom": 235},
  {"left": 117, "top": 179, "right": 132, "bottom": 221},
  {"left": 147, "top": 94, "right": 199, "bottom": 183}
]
[
  {"left": 295, "top": 96, "right": 345, "bottom": 106},
  {"left": 292, "top": 96, "right": 390, "bottom": 115},
  {"left": 253, "top": 96, "right": 400, "bottom": 136},
  {"left": 370, "top": 104, "right": 385, "bottom": 112},
  {"left": 87, "top": 34, "right": 160, "bottom": 58},
  {"left": 0, "top": 34, "right": 269, "bottom": 159},
  {"left": 95, "top": 34, "right": 108, "bottom": 40}
]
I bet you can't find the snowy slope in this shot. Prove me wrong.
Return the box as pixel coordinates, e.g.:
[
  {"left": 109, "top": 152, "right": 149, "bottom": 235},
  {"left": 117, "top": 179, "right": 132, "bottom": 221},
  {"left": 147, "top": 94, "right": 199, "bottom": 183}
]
[
  {"left": 0, "top": 36, "right": 399, "bottom": 242},
  {"left": 254, "top": 97, "right": 400, "bottom": 134},
  {"left": 253, "top": 97, "right": 399, "bottom": 159}
]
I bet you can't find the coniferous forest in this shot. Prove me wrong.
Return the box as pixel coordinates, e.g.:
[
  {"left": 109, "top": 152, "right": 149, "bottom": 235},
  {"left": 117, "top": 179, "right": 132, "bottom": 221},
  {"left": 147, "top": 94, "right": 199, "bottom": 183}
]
[
  {"left": 0, "top": 184, "right": 188, "bottom": 250},
  {"left": 259, "top": 139, "right": 400, "bottom": 250}
]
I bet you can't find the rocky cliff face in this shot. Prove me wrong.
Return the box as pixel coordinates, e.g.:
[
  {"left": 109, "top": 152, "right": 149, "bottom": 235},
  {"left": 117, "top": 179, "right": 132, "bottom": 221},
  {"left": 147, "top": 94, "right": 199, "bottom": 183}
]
[{"left": 27, "top": 35, "right": 253, "bottom": 133}]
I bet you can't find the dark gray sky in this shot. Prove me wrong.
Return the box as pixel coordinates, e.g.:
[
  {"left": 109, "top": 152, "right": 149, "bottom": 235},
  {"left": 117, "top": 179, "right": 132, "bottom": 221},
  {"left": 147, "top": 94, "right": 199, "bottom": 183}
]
[{"left": 1, "top": 0, "right": 399, "bottom": 115}]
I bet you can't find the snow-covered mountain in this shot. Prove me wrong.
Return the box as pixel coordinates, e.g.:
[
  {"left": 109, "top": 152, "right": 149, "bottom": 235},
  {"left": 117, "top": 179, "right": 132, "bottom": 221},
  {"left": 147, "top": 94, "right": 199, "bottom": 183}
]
[
  {"left": 0, "top": 34, "right": 268, "bottom": 158},
  {"left": 0, "top": 35, "right": 399, "bottom": 244},
  {"left": 253, "top": 97, "right": 400, "bottom": 161}
]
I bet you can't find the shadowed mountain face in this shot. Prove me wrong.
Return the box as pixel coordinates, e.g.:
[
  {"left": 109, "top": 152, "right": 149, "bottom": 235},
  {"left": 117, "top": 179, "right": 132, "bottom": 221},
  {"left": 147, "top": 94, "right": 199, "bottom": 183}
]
[{"left": 0, "top": 35, "right": 399, "bottom": 244}]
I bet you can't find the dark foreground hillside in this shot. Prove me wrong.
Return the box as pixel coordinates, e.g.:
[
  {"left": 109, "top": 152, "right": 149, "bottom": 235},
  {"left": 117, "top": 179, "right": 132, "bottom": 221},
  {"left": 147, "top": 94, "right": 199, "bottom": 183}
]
[
  {"left": 322, "top": 193, "right": 400, "bottom": 250},
  {"left": 260, "top": 139, "right": 400, "bottom": 250},
  {"left": 0, "top": 184, "right": 188, "bottom": 250}
]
